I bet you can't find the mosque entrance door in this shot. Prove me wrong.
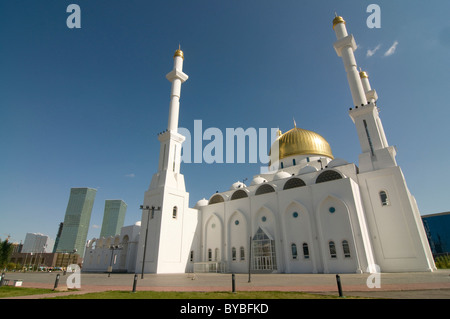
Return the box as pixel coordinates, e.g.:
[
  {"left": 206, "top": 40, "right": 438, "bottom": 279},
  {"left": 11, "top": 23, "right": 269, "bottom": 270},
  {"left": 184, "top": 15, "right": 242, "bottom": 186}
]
[{"left": 252, "top": 227, "right": 277, "bottom": 271}]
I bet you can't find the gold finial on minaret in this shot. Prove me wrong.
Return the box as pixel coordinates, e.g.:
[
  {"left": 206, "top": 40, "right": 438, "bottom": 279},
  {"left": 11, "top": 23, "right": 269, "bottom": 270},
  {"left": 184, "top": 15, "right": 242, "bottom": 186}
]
[
  {"left": 332, "top": 13, "right": 346, "bottom": 30},
  {"left": 359, "top": 67, "right": 369, "bottom": 79},
  {"left": 174, "top": 44, "right": 184, "bottom": 60}
]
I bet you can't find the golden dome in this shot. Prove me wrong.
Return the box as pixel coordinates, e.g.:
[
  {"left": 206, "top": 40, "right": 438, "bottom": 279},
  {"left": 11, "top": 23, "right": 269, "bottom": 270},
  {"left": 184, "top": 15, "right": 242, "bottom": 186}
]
[
  {"left": 270, "top": 127, "right": 334, "bottom": 164},
  {"left": 174, "top": 49, "right": 184, "bottom": 60},
  {"left": 332, "top": 15, "right": 346, "bottom": 30},
  {"left": 359, "top": 70, "right": 369, "bottom": 78}
]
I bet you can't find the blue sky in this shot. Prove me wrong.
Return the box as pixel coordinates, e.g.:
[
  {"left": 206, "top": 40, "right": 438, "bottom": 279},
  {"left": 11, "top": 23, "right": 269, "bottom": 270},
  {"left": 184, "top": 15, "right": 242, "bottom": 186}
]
[{"left": 1, "top": 0, "right": 449, "bottom": 245}]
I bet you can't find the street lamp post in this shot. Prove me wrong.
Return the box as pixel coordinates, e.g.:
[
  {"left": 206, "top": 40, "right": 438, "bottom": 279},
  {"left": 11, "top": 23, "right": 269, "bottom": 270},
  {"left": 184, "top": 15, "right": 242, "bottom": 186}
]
[{"left": 139, "top": 205, "right": 161, "bottom": 279}]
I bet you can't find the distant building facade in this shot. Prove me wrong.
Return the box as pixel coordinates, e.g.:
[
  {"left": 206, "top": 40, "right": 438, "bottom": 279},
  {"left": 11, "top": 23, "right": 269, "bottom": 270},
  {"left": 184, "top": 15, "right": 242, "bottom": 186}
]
[
  {"left": 99, "top": 200, "right": 127, "bottom": 238},
  {"left": 22, "top": 233, "right": 54, "bottom": 253},
  {"left": 55, "top": 187, "right": 97, "bottom": 257},
  {"left": 422, "top": 212, "right": 450, "bottom": 256},
  {"left": 82, "top": 222, "right": 141, "bottom": 273}
]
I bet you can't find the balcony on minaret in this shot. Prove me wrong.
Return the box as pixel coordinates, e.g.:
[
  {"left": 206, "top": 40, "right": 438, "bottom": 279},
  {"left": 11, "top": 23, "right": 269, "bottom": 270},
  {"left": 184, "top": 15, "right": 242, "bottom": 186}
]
[
  {"left": 333, "top": 34, "right": 357, "bottom": 58},
  {"left": 166, "top": 69, "right": 188, "bottom": 83}
]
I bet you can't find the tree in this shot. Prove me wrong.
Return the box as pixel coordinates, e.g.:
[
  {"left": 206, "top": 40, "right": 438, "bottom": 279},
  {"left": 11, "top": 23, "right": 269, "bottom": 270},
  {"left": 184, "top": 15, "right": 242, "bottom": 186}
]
[{"left": 0, "top": 238, "right": 14, "bottom": 270}]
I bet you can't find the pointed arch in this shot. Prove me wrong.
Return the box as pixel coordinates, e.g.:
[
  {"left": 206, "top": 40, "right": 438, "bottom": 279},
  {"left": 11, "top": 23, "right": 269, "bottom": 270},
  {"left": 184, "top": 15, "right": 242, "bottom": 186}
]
[
  {"left": 228, "top": 210, "right": 248, "bottom": 267},
  {"left": 254, "top": 205, "right": 276, "bottom": 238},
  {"left": 283, "top": 201, "right": 315, "bottom": 273},
  {"left": 204, "top": 213, "right": 223, "bottom": 262},
  {"left": 316, "top": 195, "right": 357, "bottom": 273}
]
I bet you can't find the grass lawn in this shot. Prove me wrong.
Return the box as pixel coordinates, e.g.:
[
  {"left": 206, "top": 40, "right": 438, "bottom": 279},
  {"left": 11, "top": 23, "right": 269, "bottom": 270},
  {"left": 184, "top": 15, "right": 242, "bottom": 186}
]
[
  {"left": 0, "top": 286, "right": 57, "bottom": 298},
  {"left": 49, "top": 290, "right": 360, "bottom": 299}
]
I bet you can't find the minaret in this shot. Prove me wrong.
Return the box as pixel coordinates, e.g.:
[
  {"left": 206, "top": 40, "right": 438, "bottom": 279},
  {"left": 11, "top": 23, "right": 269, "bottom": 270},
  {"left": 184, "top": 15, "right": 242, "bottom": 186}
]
[
  {"left": 154, "top": 47, "right": 188, "bottom": 183},
  {"left": 166, "top": 46, "right": 188, "bottom": 133},
  {"left": 332, "top": 15, "right": 367, "bottom": 108},
  {"left": 136, "top": 47, "right": 197, "bottom": 274},
  {"left": 333, "top": 15, "right": 396, "bottom": 172},
  {"left": 333, "top": 16, "right": 436, "bottom": 273}
]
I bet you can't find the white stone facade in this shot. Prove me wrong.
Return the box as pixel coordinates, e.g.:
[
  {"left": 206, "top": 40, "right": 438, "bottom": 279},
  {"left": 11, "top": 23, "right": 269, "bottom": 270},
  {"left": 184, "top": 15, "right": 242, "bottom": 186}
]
[
  {"left": 82, "top": 15, "right": 436, "bottom": 274},
  {"left": 82, "top": 222, "right": 140, "bottom": 273}
]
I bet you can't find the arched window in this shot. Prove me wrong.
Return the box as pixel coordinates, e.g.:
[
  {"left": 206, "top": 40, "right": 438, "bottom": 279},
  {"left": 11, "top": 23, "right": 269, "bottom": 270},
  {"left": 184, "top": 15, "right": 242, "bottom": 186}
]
[
  {"left": 209, "top": 194, "right": 225, "bottom": 205},
  {"left": 172, "top": 206, "right": 177, "bottom": 219},
  {"left": 342, "top": 240, "right": 351, "bottom": 258},
  {"left": 232, "top": 247, "right": 237, "bottom": 261},
  {"left": 302, "top": 243, "right": 310, "bottom": 259},
  {"left": 291, "top": 243, "right": 298, "bottom": 260},
  {"left": 208, "top": 249, "right": 212, "bottom": 261},
  {"left": 316, "top": 170, "right": 342, "bottom": 184},
  {"left": 231, "top": 189, "right": 248, "bottom": 200},
  {"left": 283, "top": 177, "right": 306, "bottom": 190},
  {"left": 379, "top": 190, "right": 389, "bottom": 206},
  {"left": 255, "top": 184, "right": 275, "bottom": 196},
  {"left": 329, "top": 241, "right": 337, "bottom": 258},
  {"left": 240, "top": 247, "right": 245, "bottom": 261}
]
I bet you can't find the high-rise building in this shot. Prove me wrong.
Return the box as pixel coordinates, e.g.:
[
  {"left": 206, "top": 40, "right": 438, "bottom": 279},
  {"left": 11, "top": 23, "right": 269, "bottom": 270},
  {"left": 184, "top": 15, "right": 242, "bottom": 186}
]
[
  {"left": 99, "top": 200, "right": 127, "bottom": 238},
  {"left": 22, "top": 233, "right": 54, "bottom": 253},
  {"left": 52, "top": 222, "right": 64, "bottom": 253},
  {"left": 55, "top": 187, "right": 97, "bottom": 257}
]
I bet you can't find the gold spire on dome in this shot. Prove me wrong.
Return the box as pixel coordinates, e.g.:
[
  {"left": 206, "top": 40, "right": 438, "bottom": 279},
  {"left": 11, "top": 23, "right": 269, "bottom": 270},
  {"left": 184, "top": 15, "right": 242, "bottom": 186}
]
[
  {"left": 269, "top": 127, "right": 334, "bottom": 164},
  {"left": 276, "top": 129, "right": 283, "bottom": 138},
  {"left": 174, "top": 44, "right": 184, "bottom": 60},
  {"left": 332, "top": 13, "right": 346, "bottom": 30}
]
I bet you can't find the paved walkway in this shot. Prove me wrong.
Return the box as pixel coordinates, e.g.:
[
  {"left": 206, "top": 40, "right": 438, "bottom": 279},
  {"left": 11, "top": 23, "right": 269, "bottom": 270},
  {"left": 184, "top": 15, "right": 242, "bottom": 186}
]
[{"left": 1, "top": 270, "right": 449, "bottom": 299}]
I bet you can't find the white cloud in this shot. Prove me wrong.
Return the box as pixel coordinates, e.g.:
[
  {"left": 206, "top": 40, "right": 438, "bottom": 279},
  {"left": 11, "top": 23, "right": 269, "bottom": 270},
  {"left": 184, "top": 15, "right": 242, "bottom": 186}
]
[
  {"left": 125, "top": 173, "right": 135, "bottom": 178},
  {"left": 366, "top": 44, "right": 381, "bottom": 57},
  {"left": 384, "top": 41, "right": 399, "bottom": 56}
]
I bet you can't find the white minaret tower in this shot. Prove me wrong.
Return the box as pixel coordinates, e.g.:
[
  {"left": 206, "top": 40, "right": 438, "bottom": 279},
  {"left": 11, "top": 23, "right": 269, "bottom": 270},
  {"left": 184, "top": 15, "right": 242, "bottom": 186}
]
[
  {"left": 333, "top": 16, "right": 435, "bottom": 272},
  {"left": 136, "top": 47, "right": 198, "bottom": 274},
  {"left": 166, "top": 47, "right": 188, "bottom": 133},
  {"left": 332, "top": 15, "right": 367, "bottom": 108},
  {"left": 333, "top": 15, "right": 396, "bottom": 172}
]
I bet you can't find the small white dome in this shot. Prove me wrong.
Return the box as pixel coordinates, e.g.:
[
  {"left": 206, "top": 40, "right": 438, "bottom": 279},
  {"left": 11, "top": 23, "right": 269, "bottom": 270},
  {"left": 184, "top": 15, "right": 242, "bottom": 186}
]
[
  {"left": 195, "top": 198, "right": 209, "bottom": 208},
  {"left": 299, "top": 165, "right": 318, "bottom": 175},
  {"left": 274, "top": 171, "right": 292, "bottom": 180},
  {"left": 251, "top": 176, "right": 267, "bottom": 186},
  {"left": 230, "top": 181, "right": 246, "bottom": 190},
  {"left": 328, "top": 158, "right": 349, "bottom": 168}
]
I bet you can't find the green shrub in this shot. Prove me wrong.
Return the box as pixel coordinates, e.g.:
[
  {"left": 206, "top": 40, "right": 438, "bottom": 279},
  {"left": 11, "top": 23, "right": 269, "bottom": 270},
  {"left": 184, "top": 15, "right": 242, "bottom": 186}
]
[{"left": 435, "top": 255, "right": 450, "bottom": 269}]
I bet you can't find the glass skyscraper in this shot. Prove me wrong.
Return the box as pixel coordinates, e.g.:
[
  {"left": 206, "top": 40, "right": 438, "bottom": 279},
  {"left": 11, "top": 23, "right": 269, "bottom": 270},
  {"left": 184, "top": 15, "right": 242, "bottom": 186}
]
[
  {"left": 99, "top": 199, "right": 127, "bottom": 238},
  {"left": 422, "top": 212, "right": 450, "bottom": 256},
  {"left": 55, "top": 187, "right": 97, "bottom": 257}
]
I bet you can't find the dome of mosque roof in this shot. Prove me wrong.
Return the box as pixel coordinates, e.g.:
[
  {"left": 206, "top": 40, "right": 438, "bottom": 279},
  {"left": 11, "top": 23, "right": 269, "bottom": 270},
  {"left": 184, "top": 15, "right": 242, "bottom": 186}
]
[
  {"left": 274, "top": 171, "right": 292, "bottom": 180},
  {"left": 269, "top": 127, "right": 334, "bottom": 165},
  {"left": 230, "top": 181, "right": 246, "bottom": 190},
  {"left": 251, "top": 176, "right": 267, "bottom": 186}
]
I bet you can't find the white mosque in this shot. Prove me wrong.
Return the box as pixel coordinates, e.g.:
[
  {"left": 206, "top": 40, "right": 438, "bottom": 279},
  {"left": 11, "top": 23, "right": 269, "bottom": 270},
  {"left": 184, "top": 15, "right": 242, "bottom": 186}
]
[{"left": 82, "top": 15, "right": 436, "bottom": 274}]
